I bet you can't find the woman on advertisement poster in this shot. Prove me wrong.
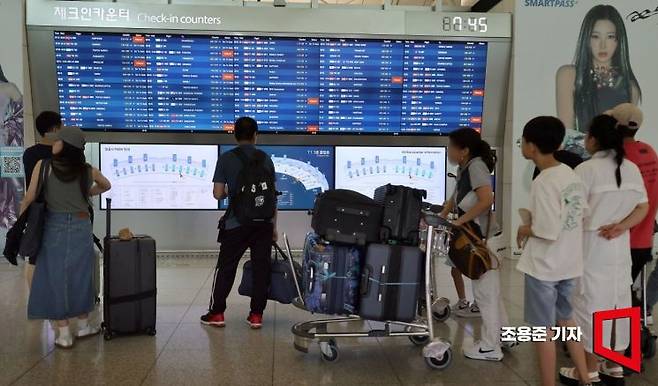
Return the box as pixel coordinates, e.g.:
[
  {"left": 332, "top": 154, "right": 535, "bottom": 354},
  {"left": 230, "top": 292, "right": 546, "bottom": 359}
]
[
  {"left": 0, "top": 64, "right": 24, "bottom": 234},
  {"left": 556, "top": 4, "right": 641, "bottom": 157}
]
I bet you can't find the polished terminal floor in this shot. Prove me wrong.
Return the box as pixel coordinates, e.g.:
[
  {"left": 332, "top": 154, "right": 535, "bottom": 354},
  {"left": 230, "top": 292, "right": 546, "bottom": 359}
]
[{"left": 1, "top": 255, "right": 657, "bottom": 386}]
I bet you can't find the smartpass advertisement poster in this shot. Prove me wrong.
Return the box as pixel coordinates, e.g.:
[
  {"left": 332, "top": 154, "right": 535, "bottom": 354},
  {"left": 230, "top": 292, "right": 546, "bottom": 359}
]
[{"left": 510, "top": 0, "right": 658, "bottom": 243}]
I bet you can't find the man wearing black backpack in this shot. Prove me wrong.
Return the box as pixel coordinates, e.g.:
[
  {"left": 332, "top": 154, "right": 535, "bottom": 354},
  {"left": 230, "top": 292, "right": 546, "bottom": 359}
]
[{"left": 201, "top": 117, "right": 277, "bottom": 329}]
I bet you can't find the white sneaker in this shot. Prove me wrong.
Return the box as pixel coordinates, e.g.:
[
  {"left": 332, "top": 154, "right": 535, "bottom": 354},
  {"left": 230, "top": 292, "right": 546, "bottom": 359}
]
[
  {"left": 76, "top": 325, "right": 101, "bottom": 338},
  {"left": 501, "top": 340, "right": 519, "bottom": 350},
  {"left": 55, "top": 326, "right": 74, "bottom": 349},
  {"left": 463, "top": 341, "right": 503, "bottom": 362},
  {"left": 452, "top": 299, "right": 470, "bottom": 312},
  {"left": 455, "top": 303, "right": 481, "bottom": 318}
]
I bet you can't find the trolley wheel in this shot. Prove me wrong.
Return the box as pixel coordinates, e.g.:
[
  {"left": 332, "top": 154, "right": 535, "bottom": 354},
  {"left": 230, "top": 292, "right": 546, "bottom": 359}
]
[
  {"left": 103, "top": 332, "right": 114, "bottom": 341},
  {"left": 432, "top": 306, "right": 451, "bottom": 322},
  {"left": 409, "top": 334, "right": 430, "bottom": 346},
  {"left": 425, "top": 348, "right": 452, "bottom": 370},
  {"left": 319, "top": 339, "right": 339, "bottom": 363},
  {"left": 146, "top": 328, "right": 157, "bottom": 336}
]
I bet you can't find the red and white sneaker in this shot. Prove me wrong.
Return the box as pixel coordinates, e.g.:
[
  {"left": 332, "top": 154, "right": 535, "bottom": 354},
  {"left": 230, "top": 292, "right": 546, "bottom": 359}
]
[
  {"left": 246, "top": 313, "right": 263, "bottom": 329},
  {"left": 200, "top": 312, "right": 225, "bottom": 327}
]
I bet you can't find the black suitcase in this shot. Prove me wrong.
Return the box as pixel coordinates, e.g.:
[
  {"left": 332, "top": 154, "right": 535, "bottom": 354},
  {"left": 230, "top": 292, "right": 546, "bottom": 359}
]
[
  {"left": 102, "top": 198, "right": 157, "bottom": 340},
  {"left": 373, "top": 184, "right": 427, "bottom": 246},
  {"left": 359, "top": 243, "right": 423, "bottom": 322},
  {"left": 311, "top": 189, "right": 383, "bottom": 246}
]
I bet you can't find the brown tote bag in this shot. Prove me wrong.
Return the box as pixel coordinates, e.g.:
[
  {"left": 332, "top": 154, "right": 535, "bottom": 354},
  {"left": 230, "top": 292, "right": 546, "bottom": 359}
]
[{"left": 448, "top": 212, "right": 499, "bottom": 280}]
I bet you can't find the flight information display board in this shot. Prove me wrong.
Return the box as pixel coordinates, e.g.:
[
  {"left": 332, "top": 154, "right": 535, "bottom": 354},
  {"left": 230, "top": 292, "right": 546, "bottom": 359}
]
[
  {"left": 335, "top": 146, "right": 446, "bottom": 204},
  {"left": 219, "top": 145, "right": 334, "bottom": 210},
  {"left": 99, "top": 144, "right": 219, "bottom": 210},
  {"left": 54, "top": 31, "right": 487, "bottom": 134}
]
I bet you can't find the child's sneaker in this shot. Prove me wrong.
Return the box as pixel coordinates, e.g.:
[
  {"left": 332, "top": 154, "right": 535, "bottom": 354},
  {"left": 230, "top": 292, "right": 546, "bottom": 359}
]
[
  {"left": 463, "top": 340, "right": 503, "bottom": 361},
  {"left": 452, "top": 299, "right": 470, "bottom": 312},
  {"left": 501, "top": 340, "right": 519, "bottom": 350},
  {"left": 455, "top": 302, "right": 481, "bottom": 318},
  {"left": 200, "top": 312, "right": 225, "bottom": 327},
  {"left": 246, "top": 313, "right": 263, "bottom": 329}
]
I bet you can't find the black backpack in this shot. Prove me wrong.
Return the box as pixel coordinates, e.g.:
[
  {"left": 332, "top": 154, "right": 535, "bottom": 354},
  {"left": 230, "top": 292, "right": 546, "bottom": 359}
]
[{"left": 227, "top": 147, "right": 277, "bottom": 226}]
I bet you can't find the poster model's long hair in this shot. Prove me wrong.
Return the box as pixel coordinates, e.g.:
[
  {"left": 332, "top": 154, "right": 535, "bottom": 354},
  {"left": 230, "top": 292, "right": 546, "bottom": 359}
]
[
  {"left": 573, "top": 4, "right": 641, "bottom": 131},
  {"left": 0, "top": 64, "right": 9, "bottom": 83}
]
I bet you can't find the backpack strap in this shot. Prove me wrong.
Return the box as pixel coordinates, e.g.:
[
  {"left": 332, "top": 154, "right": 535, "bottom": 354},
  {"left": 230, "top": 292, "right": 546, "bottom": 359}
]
[{"left": 232, "top": 146, "right": 250, "bottom": 169}]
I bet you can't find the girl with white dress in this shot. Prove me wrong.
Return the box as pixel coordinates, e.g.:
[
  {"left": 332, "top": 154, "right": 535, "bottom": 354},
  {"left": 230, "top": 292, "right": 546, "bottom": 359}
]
[{"left": 560, "top": 114, "right": 648, "bottom": 386}]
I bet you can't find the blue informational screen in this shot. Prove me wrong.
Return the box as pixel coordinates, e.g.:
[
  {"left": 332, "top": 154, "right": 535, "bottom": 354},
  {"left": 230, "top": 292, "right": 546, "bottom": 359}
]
[
  {"left": 54, "top": 31, "right": 488, "bottom": 134},
  {"left": 99, "top": 144, "right": 219, "bottom": 210},
  {"left": 219, "top": 145, "right": 334, "bottom": 210},
  {"left": 335, "top": 146, "right": 446, "bottom": 205}
]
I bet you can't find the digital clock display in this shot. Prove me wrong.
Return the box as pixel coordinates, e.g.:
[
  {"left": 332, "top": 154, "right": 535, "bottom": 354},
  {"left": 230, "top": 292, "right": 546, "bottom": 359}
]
[{"left": 442, "top": 16, "right": 488, "bottom": 33}]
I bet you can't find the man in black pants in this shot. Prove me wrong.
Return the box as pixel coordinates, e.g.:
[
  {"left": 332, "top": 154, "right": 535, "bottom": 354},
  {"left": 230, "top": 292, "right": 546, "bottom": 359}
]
[{"left": 201, "top": 117, "right": 277, "bottom": 329}]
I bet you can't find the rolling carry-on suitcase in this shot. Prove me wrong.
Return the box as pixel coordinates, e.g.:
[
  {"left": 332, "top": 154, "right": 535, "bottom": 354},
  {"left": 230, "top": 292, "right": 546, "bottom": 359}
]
[
  {"left": 373, "top": 184, "right": 427, "bottom": 246},
  {"left": 359, "top": 243, "right": 424, "bottom": 322},
  {"left": 311, "top": 189, "right": 383, "bottom": 246},
  {"left": 102, "top": 198, "right": 157, "bottom": 340},
  {"left": 302, "top": 233, "right": 363, "bottom": 315}
]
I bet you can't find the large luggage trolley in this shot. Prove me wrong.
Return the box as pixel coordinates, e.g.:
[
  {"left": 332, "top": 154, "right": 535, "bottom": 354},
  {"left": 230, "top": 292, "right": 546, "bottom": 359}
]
[{"left": 286, "top": 215, "right": 454, "bottom": 370}]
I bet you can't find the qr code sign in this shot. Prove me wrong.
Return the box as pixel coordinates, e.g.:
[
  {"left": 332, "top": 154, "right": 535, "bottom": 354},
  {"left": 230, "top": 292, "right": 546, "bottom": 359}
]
[{"left": 0, "top": 155, "right": 23, "bottom": 178}]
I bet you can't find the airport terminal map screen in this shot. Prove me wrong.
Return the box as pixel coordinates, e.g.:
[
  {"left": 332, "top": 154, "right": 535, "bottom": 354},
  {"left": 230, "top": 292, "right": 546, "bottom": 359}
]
[
  {"left": 219, "top": 145, "right": 334, "bottom": 210},
  {"left": 335, "top": 146, "right": 446, "bottom": 204},
  {"left": 54, "top": 31, "right": 488, "bottom": 134},
  {"left": 100, "top": 144, "right": 218, "bottom": 210}
]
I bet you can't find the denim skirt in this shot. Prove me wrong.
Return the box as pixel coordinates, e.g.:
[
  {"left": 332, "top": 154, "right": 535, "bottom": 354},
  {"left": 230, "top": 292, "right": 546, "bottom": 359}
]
[{"left": 28, "top": 212, "right": 95, "bottom": 320}]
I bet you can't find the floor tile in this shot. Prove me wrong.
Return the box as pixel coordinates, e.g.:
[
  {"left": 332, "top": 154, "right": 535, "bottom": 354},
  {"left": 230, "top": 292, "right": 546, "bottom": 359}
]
[{"left": 12, "top": 350, "right": 154, "bottom": 386}]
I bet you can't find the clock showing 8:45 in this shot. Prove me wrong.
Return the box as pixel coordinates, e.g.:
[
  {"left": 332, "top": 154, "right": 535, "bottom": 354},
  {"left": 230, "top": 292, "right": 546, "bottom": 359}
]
[{"left": 442, "top": 16, "right": 488, "bottom": 33}]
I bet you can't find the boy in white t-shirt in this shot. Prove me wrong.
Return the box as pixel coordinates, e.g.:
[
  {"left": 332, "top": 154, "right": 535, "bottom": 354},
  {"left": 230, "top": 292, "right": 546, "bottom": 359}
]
[{"left": 516, "top": 117, "right": 597, "bottom": 386}]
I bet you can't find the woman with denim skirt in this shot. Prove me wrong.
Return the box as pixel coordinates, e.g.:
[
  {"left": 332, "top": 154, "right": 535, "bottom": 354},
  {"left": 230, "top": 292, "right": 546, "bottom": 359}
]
[{"left": 19, "top": 127, "right": 111, "bottom": 348}]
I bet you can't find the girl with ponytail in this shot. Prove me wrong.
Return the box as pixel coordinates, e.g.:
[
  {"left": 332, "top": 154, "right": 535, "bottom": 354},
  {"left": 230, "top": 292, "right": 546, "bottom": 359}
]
[
  {"left": 561, "top": 115, "right": 649, "bottom": 383},
  {"left": 440, "top": 128, "right": 508, "bottom": 361}
]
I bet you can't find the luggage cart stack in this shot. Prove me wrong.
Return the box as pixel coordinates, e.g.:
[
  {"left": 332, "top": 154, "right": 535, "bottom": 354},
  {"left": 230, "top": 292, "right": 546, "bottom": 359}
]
[{"left": 286, "top": 214, "right": 455, "bottom": 370}]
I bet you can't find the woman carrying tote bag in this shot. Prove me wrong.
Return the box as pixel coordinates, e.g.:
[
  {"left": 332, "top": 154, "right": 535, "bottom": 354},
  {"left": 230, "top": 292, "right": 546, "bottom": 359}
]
[
  {"left": 19, "top": 127, "right": 111, "bottom": 348},
  {"left": 439, "top": 127, "right": 509, "bottom": 362}
]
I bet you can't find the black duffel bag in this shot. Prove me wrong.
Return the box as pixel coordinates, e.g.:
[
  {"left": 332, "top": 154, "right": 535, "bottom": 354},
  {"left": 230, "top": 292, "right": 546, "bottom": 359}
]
[
  {"left": 239, "top": 242, "right": 302, "bottom": 304},
  {"left": 311, "top": 189, "right": 383, "bottom": 246}
]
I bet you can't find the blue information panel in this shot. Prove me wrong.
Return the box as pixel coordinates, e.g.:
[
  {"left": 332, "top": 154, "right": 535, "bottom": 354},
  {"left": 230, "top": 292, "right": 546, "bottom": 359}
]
[
  {"left": 219, "top": 145, "right": 334, "bottom": 210},
  {"left": 55, "top": 31, "right": 487, "bottom": 134}
]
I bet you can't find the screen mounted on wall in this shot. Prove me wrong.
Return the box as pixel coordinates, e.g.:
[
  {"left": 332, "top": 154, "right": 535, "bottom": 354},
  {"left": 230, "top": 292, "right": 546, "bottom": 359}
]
[
  {"left": 334, "top": 146, "right": 446, "bottom": 204},
  {"left": 54, "top": 31, "right": 487, "bottom": 134},
  {"left": 99, "top": 144, "right": 219, "bottom": 210},
  {"left": 219, "top": 145, "right": 334, "bottom": 211}
]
